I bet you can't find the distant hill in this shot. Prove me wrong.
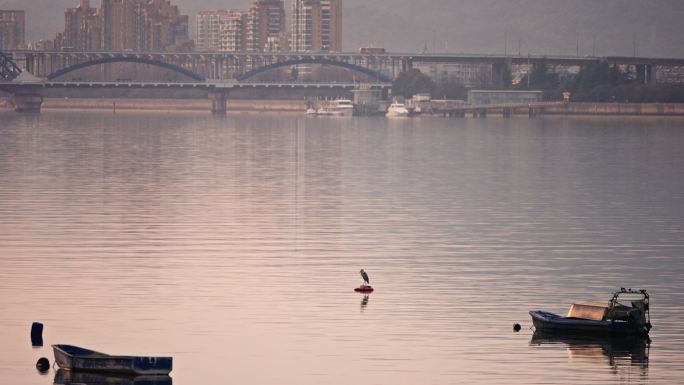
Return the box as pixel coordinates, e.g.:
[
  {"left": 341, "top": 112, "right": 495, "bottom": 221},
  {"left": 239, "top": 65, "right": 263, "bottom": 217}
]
[{"left": 2, "top": 0, "right": 683, "bottom": 57}]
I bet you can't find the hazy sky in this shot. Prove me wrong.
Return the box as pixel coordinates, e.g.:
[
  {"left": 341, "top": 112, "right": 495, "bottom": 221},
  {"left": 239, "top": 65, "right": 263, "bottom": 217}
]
[{"left": 2, "top": 0, "right": 683, "bottom": 57}]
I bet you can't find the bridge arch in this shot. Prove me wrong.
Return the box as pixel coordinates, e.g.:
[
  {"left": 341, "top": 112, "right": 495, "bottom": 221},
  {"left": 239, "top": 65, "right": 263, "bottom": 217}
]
[
  {"left": 0, "top": 49, "right": 22, "bottom": 81},
  {"left": 236, "top": 58, "right": 393, "bottom": 82},
  {"left": 47, "top": 56, "right": 205, "bottom": 81}
]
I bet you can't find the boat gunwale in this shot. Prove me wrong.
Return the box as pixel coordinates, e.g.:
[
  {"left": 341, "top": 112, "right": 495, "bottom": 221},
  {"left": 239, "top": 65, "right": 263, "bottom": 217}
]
[{"left": 53, "top": 344, "right": 172, "bottom": 361}]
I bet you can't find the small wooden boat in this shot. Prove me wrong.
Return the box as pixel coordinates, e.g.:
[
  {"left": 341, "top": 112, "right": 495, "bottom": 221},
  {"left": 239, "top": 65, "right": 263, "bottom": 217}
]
[
  {"left": 354, "top": 285, "right": 374, "bottom": 293},
  {"left": 54, "top": 369, "right": 172, "bottom": 385},
  {"left": 530, "top": 288, "right": 652, "bottom": 336},
  {"left": 52, "top": 344, "right": 172, "bottom": 375}
]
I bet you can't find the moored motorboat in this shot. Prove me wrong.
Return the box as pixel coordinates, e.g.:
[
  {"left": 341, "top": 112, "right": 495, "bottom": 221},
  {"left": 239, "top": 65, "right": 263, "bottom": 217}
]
[
  {"left": 329, "top": 99, "right": 354, "bottom": 116},
  {"left": 386, "top": 102, "right": 410, "bottom": 117},
  {"left": 309, "top": 99, "right": 355, "bottom": 116},
  {"left": 52, "top": 344, "right": 172, "bottom": 375},
  {"left": 530, "top": 288, "right": 651, "bottom": 336}
]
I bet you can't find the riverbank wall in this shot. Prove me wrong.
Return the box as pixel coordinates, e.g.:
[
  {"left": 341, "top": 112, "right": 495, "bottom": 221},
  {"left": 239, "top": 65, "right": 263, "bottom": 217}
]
[{"left": 543, "top": 102, "right": 684, "bottom": 116}]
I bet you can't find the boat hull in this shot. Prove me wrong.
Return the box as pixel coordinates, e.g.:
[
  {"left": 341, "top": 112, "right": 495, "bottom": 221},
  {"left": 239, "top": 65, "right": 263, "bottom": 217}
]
[
  {"left": 529, "top": 310, "right": 650, "bottom": 335},
  {"left": 53, "top": 345, "right": 172, "bottom": 375}
]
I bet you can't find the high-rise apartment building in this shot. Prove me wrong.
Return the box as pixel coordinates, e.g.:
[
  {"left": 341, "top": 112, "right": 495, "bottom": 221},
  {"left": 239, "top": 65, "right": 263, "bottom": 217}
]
[
  {"left": 196, "top": 10, "right": 245, "bottom": 52},
  {"left": 291, "top": 0, "right": 342, "bottom": 53},
  {"left": 58, "top": 0, "right": 102, "bottom": 50},
  {"left": 327, "top": 0, "right": 342, "bottom": 52},
  {"left": 0, "top": 10, "right": 25, "bottom": 49},
  {"left": 197, "top": 1, "right": 285, "bottom": 53},
  {"left": 219, "top": 11, "right": 246, "bottom": 52},
  {"left": 196, "top": 11, "right": 223, "bottom": 51},
  {"left": 245, "top": 0, "right": 286, "bottom": 52},
  {"left": 137, "top": 0, "right": 191, "bottom": 51},
  {"left": 101, "top": 0, "right": 137, "bottom": 50}
]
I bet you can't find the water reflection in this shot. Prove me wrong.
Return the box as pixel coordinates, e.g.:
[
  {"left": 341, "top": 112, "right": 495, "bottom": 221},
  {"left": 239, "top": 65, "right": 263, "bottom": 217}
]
[
  {"left": 360, "top": 294, "right": 370, "bottom": 312},
  {"left": 2, "top": 113, "right": 684, "bottom": 384},
  {"left": 531, "top": 331, "right": 650, "bottom": 374},
  {"left": 54, "top": 369, "right": 172, "bottom": 385}
]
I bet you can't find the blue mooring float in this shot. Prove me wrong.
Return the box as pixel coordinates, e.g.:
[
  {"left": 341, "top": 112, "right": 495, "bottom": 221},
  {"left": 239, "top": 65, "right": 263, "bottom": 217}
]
[{"left": 31, "top": 322, "right": 44, "bottom": 347}]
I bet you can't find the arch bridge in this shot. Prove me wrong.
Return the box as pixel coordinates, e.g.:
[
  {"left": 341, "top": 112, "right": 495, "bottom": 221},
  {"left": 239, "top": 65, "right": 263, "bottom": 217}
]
[
  {"left": 46, "top": 55, "right": 205, "bottom": 81},
  {"left": 41, "top": 54, "right": 392, "bottom": 83},
  {"left": 14, "top": 50, "right": 684, "bottom": 86},
  {"left": 16, "top": 51, "right": 409, "bottom": 82}
]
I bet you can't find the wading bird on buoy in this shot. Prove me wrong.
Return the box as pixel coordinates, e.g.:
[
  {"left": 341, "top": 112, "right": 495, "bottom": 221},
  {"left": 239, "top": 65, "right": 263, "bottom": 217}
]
[
  {"left": 355, "top": 269, "right": 374, "bottom": 293},
  {"left": 360, "top": 269, "right": 369, "bottom": 285}
]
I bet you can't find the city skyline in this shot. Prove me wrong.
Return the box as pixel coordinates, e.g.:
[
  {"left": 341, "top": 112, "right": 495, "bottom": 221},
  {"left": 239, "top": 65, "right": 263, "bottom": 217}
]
[
  {"left": 52, "top": 0, "right": 192, "bottom": 51},
  {"left": 1, "top": 0, "right": 684, "bottom": 57},
  {"left": 9, "top": 0, "right": 338, "bottom": 54}
]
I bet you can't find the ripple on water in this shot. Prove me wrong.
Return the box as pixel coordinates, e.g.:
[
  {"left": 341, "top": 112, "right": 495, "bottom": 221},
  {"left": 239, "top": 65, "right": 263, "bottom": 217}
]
[{"left": 0, "top": 112, "right": 683, "bottom": 384}]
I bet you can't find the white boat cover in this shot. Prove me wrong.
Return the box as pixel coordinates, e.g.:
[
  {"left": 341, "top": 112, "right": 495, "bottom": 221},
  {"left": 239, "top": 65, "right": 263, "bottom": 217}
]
[{"left": 566, "top": 302, "right": 608, "bottom": 321}]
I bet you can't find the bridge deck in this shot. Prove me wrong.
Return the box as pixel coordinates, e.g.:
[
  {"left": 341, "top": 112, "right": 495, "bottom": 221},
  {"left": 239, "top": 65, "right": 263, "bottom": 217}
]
[
  {"left": 1, "top": 80, "right": 392, "bottom": 90},
  {"left": 8, "top": 49, "right": 684, "bottom": 65}
]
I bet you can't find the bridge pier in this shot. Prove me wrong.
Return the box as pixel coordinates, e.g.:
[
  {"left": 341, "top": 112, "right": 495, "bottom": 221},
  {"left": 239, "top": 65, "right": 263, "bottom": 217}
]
[
  {"left": 11, "top": 94, "right": 43, "bottom": 113},
  {"left": 636, "top": 64, "right": 657, "bottom": 85},
  {"left": 491, "top": 62, "right": 511, "bottom": 89},
  {"left": 528, "top": 107, "right": 538, "bottom": 119},
  {"left": 503, "top": 107, "right": 512, "bottom": 118},
  {"left": 209, "top": 91, "right": 229, "bottom": 115},
  {"left": 401, "top": 58, "right": 413, "bottom": 73}
]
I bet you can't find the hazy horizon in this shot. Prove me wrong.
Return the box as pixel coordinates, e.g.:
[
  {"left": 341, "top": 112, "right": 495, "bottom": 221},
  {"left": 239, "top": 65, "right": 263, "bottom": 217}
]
[{"left": 1, "top": 0, "right": 683, "bottom": 56}]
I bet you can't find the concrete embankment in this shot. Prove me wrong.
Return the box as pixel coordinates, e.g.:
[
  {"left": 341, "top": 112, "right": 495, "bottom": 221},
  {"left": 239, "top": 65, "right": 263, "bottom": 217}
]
[{"left": 544, "top": 102, "right": 684, "bottom": 116}]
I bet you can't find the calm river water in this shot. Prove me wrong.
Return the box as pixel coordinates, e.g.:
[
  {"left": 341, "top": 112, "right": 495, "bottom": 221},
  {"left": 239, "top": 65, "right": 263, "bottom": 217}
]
[{"left": 1, "top": 111, "right": 683, "bottom": 385}]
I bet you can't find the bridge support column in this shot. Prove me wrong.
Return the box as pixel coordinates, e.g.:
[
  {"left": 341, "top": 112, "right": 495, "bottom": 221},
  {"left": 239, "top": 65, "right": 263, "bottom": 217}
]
[
  {"left": 11, "top": 94, "right": 43, "bottom": 113},
  {"left": 503, "top": 108, "right": 512, "bottom": 118},
  {"left": 636, "top": 64, "right": 657, "bottom": 85},
  {"left": 491, "top": 62, "right": 510, "bottom": 89},
  {"left": 528, "top": 107, "right": 538, "bottom": 119},
  {"left": 209, "top": 91, "right": 229, "bottom": 115},
  {"left": 401, "top": 58, "right": 413, "bottom": 73}
]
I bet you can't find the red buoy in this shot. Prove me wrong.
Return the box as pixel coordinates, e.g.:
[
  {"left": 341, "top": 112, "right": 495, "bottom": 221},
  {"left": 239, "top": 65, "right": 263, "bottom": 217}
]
[{"left": 354, "top": 286, "right": 374, "bottom": 293}]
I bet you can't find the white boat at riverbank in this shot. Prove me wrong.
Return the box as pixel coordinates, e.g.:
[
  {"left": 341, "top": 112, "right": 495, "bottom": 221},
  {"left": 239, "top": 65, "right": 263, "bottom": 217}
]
[
  {"left": 386, "top": 102, "right": 410, "bottom": 117},
  {"left": 307, "top": 99, "right": 354, "bottom": 116}
]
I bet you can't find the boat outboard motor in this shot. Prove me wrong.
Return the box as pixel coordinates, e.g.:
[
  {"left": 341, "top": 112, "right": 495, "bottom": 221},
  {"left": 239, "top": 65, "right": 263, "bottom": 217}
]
[{"left": 628, "top": 308, "right": 643, "bottom": 325}]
